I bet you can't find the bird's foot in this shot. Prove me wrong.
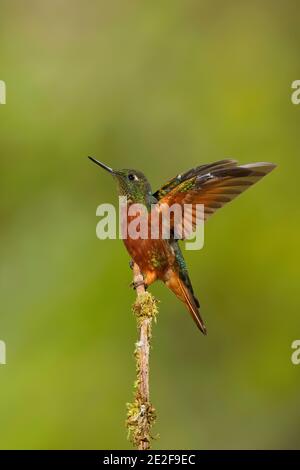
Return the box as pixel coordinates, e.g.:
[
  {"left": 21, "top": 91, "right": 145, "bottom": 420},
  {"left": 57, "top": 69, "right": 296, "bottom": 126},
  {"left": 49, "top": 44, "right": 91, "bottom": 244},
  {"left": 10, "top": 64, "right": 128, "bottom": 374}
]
[
  {"left": 129, "top": 280, "right": 148, "bottom": 290},
  {"left": 129, "top": 259, "right": 134, "bottom": 270}
]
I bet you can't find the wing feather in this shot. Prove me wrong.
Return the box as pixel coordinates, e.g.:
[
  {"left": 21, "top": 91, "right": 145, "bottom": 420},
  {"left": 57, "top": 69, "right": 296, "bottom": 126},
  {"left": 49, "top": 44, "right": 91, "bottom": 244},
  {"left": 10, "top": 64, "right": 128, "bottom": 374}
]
[{"left": 154, "top": 161, "right": 276, "bottom": 239}]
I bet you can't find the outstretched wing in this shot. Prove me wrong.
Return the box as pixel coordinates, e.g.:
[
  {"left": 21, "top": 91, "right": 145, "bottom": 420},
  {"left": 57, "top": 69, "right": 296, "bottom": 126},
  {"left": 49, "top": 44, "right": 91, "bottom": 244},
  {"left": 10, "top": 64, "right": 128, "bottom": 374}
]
[
  {"left": 153, "top": 160, "right": 276, "bottom": 239},
  {"left": 153, "top": 159, "right": 237, "bottom": 200}
]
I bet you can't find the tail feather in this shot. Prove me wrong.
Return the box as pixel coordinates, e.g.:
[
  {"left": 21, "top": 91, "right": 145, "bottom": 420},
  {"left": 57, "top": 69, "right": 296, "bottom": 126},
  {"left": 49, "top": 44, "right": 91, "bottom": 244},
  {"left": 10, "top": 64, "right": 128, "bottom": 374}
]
[{"left": 166, "top": 273, "right": 207, "bottom": 335}]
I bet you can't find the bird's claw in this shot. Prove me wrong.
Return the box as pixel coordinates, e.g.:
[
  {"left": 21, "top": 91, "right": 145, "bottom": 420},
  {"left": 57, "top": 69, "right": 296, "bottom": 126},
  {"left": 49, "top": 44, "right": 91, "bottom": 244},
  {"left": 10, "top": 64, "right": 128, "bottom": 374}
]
[
  {"left": 129, "top": 260, "right": 134, "bottom": 270},
  {"left": 129, "top": 280, "right": 148, "bottom": 290}
]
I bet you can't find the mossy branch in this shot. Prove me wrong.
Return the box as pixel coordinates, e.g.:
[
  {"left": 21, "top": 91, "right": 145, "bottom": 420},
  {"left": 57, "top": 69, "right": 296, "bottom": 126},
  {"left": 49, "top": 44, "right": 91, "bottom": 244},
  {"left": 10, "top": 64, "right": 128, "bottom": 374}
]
[{"left": 126, "top": 264, "right": 158, "bottom": 450}]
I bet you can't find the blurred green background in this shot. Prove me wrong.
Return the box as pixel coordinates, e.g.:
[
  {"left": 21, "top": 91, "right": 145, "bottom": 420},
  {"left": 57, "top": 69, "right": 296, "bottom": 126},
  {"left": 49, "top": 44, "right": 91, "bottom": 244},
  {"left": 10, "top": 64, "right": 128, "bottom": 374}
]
[{"left": 0, "top": 0, "right": 299, "bottom": 450}]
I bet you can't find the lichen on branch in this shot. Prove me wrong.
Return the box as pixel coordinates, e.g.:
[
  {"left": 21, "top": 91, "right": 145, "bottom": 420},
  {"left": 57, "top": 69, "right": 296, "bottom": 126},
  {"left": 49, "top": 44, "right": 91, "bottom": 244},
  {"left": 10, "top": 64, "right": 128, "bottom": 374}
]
[
  {"left": 126, "top": 265, "right": 159, "bottom": 450},
  {"left": 132, "top": 292, "right": 158, "bottom": 328}
]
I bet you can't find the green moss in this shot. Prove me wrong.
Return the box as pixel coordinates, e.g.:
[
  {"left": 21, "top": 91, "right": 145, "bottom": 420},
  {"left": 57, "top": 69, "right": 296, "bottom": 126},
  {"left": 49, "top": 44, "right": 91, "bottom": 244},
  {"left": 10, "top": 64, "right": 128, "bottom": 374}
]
[
  {"left": 126, "top": 291, "right": 159, "bottom": 449},
  {"left": 126, "top": 397, "right": 157, "bottom": 449},
  {"left": 132, "top": 292, "right": 159, "bottom": 329}
]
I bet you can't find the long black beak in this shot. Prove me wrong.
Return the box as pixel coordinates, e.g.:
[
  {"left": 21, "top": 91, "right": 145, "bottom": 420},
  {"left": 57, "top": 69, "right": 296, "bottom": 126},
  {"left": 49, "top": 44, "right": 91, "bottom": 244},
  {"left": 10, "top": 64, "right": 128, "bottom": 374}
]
[{"left": 88, "top": 156, "right": 114, "bottom": 174}]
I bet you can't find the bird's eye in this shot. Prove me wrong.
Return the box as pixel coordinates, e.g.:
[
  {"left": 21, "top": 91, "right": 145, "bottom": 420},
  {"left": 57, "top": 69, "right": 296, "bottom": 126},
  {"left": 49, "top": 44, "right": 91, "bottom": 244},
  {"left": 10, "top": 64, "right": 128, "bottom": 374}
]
[{"left": 128, "top": 174, "right": 135, "bottom": 181}]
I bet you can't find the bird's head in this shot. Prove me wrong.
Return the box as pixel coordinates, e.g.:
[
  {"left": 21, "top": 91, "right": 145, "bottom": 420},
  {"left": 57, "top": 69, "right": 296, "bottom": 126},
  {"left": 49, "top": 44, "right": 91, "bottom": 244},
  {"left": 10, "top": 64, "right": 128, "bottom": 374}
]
[{"left": 88, "top": 157, "right": 152, "bottom": 202}]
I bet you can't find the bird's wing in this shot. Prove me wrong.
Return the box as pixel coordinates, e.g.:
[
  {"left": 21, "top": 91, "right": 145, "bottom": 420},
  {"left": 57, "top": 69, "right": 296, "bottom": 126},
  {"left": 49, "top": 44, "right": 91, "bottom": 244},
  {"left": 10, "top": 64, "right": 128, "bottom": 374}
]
[
  {"left": 153, "top": 159, "right": 237, "bottom": 200},
  {"left": 153, "top": 161, "right": 276, "bottom": 239}
]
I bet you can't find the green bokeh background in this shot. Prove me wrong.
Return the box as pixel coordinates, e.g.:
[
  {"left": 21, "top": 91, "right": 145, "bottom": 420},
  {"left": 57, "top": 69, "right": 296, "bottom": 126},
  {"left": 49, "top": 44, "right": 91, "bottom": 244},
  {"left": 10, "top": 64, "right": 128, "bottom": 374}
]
[{"left": 0, "top": 0, "right": 299, "bottom": 449}]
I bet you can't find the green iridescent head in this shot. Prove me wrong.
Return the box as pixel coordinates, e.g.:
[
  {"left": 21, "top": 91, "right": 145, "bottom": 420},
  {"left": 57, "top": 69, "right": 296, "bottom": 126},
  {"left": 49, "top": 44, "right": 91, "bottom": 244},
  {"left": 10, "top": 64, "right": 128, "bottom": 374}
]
[{"left": 88, "top": 157, "right": 152, "bottom": 202}]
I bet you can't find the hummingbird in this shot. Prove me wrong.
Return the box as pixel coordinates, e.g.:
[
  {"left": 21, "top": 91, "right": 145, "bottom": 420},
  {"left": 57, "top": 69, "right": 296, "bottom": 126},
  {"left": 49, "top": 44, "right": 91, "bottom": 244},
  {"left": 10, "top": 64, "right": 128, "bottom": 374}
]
[{"left": 89, "top": 157, "right": 276, "bottom": 335}]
